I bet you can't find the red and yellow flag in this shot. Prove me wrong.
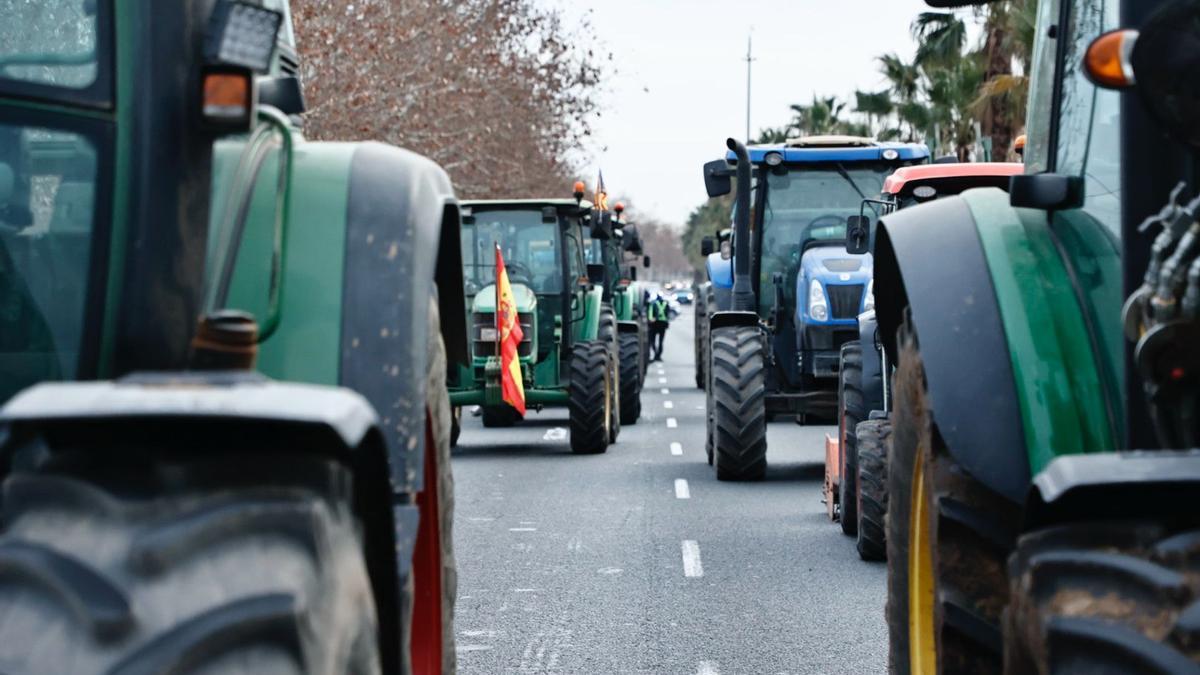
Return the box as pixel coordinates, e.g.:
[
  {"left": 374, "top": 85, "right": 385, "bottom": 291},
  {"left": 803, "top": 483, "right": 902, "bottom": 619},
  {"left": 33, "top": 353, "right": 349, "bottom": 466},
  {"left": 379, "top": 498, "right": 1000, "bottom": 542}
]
[{"left": 495, "top": 244, "right": 526, "bottom": 416}]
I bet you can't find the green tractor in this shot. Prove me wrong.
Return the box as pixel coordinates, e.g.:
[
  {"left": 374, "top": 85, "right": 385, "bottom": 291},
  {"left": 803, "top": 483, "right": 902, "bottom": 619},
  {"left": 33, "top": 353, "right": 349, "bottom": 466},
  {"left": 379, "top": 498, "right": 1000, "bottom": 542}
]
[
  {"left": 879, "top": 0, "right": 1200, "bottom": 671},
  {"left": 449, "top": 192, "right": 620, "bottom": 453},
  {"left": 586, "top": 201, "right": 652, "bottom": 425},
  {"left": 0, "top": 2, "right": 463, "bottom": 673}
]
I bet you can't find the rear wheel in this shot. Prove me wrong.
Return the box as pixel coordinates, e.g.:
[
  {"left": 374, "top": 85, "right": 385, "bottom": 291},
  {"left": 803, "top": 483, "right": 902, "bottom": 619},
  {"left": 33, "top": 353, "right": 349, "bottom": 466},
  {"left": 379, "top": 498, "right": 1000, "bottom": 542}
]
[
  {"left": 838, "top": 341, "right": 864, "bottom": 536},
  {"left": 855, "top": 418, "right": 889, "bottom": 561},
  {"left": 709, "top": 325, "right": 767, "bottom": 481},
  {"left": 569, "top": 341, "right": 612, "bottom": 454},
  {"left": 1005, "top": 520, "right": 1200, "bottom": 675},
  {"left": 450, "top": 406, "right": 461, "bottom": 447},
  {"left": 886, "top": 314, "right": 1020, "bottom": 675},
  {"left": 481, "top": 405, "right": 518, "bottom": 428},
  {"left": 619, "top": 332, "right": 643, "bottom": 425},
  {"left": 0, "top": 456, "right": 381, "bottom": 675},
  {"left": 599, "top": 305, "right": 620, "bottom": 443}
]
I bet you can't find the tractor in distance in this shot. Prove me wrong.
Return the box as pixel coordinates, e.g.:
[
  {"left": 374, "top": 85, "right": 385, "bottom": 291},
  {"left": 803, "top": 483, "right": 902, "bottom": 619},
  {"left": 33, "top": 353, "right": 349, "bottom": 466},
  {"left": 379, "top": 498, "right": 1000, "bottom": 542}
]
[
  {"left": 585, "top": 200, "right": 652, "bottom": 425},
  {"left": 450, "top": 191, "right": 619, "bottom": 454},
  {"left": 877, "top": 0, "right": 1200, "bottom": 671},
  {"left": 0, "top": 1, "right": 464, "bottom": 674},
  {"left": 698, "top": 136, "right": 929, "bottom": 480},
  {"left": 823, "top": 161, "right": 1023, "bottom": 561},
  {"left": 694, "top": 227, "right": 732, "bottom": 389}
]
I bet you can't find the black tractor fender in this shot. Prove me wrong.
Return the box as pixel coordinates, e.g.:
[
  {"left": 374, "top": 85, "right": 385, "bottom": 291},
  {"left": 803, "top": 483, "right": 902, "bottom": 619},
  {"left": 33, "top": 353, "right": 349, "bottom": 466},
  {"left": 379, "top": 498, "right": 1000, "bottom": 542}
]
[
  {"left": 873, "top": 195, "right": 1030, "bottom": 504},
  {"left": 709, "top": 310, "right": 760, "bottom": 332},
  {"left": 1024, "top": 450, "right": 1200, "bottom": 529},
  {"left": 340, "top": 142, "right": 463, "bottom": 671},
  {"left": 856, "top": 309, "right": 885, "bottom": 415}
]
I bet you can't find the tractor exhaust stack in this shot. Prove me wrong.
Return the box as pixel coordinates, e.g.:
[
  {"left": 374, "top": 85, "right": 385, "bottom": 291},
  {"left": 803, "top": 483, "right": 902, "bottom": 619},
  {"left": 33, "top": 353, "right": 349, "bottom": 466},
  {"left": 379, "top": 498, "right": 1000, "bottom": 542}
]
[{"left": 726, "top": 138, "right": 755, "bottom": 312}]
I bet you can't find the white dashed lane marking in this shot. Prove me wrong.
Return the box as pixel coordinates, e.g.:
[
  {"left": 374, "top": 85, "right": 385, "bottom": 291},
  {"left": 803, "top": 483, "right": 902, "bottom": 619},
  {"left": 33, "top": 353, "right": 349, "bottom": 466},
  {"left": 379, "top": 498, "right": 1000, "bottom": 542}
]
[
  {"left": 675, "top": 479, "right": 690, "bottom": 499},
  {"left": 670, "top": 442, "right": 683, "bottom": 456},
  {"left": 658, "top": 377, "right": 667, "bottom": 384},
  {"left": 697, "top": 661, "right": 720, "bottom": 675},
  {"left": 681, "top": 540, "right": 704, "bottom": 577},
  {"left": 661, "top": 388, "right": 670, "bottom": 394},
  {"left": 667, "top": 418, "right": 677, "bottom": 428},
  {"left": 663, "top": 401, "right": 674, "bottom": 409},
  {"left": 509, "top": 527, "right": 537, "bottom": 532}
]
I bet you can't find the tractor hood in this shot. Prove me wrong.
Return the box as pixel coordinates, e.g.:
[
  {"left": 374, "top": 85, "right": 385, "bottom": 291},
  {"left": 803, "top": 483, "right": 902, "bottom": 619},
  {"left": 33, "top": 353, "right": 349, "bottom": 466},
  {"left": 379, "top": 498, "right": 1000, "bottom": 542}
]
[
  {"left": 471, "top": 283, "right": 538, "bottom": 314},
  {"left": 800, "top": 245, "right": 873, "bottom": 283}
]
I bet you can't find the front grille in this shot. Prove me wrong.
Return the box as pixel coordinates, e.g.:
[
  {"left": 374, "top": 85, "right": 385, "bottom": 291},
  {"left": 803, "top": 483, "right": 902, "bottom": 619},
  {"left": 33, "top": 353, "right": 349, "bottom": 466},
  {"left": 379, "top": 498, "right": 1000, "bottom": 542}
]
[
  {"left": 472, "top": 312, "right": 533, "bottom": 358},
  {"left": 827, "top": 284, "right": 864, "bottom": 319}
]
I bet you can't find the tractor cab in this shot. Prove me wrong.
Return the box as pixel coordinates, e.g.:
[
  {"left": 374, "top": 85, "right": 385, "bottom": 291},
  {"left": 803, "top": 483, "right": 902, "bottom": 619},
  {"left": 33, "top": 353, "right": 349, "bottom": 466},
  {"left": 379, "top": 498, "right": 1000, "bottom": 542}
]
[{"left": 726, "top": 137, "right": 929, "bottom": 396}]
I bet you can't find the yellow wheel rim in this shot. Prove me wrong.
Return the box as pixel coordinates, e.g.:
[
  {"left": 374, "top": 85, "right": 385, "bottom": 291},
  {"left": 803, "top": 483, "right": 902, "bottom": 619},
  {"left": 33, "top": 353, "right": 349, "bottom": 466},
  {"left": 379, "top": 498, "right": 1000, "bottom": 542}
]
[{"left": 909, "top": 448, "right": 937, "bottom": 674}]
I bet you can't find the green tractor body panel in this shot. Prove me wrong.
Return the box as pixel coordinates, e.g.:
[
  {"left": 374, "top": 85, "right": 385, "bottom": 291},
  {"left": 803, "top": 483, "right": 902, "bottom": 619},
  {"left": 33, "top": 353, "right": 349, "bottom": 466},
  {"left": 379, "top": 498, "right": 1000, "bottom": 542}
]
[
  {"left": 963, "top": 189, "right": 1121, "bottom": 475},
  {"left": 450, "top": 199, "right": 600, "bottom": 409}
]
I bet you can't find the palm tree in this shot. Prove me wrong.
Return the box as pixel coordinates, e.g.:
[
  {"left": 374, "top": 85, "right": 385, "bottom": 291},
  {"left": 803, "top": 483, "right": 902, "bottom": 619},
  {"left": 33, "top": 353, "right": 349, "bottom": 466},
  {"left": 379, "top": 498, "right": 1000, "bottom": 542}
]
[
  {"left": 973, "top": 0, "right": 1037, "bottom": 159},
  {"left": 854, "top": 89, "right": 894, "bottom": 138},
  {"left": 878, "top": 54, "right": 927, "bottom": 142},
  {"left": 912, "top": 12, "right": 968, "bottom": 68}
]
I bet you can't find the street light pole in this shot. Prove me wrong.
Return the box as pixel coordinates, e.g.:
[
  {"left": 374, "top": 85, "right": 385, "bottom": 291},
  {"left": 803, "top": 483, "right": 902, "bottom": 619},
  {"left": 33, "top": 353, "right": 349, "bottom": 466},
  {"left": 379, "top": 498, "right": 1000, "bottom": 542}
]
[{"left": 745, "top": 34, "right": 754, "bottom": 142}]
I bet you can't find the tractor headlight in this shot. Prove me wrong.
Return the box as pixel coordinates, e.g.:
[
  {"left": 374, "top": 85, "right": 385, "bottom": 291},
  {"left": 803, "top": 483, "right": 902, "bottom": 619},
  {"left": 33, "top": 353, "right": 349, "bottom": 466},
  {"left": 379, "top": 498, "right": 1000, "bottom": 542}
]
[
  {"left": 809, "top": 279, "right": 828, "bottom": 321},
  {"left": 863, "top": 279, "right": 875, "bottom": 312},
  {"left": 764, "top": 151, "right": 784, "bottom": 167}
]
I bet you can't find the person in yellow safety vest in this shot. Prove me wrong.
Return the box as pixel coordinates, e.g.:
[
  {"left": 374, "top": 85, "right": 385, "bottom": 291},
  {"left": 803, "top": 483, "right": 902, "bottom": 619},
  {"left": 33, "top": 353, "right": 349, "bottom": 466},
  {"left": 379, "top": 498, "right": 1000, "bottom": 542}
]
[{"left": 648, "top": 293, "right": 670, "bottom": 362}]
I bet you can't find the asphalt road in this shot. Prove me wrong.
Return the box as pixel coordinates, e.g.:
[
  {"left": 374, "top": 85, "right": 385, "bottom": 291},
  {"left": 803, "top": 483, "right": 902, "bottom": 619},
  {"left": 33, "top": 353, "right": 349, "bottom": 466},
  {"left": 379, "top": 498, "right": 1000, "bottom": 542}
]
[{"left": 451, "top": 307, "right": 888, "bottom": 674}]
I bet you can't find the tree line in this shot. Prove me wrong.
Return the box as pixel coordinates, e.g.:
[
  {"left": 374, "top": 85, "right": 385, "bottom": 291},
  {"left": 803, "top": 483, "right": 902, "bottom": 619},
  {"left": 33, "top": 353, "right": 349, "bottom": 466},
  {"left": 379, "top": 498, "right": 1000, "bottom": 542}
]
[{"left": 291, "top": 0, "right": 606, "bottom": 199}]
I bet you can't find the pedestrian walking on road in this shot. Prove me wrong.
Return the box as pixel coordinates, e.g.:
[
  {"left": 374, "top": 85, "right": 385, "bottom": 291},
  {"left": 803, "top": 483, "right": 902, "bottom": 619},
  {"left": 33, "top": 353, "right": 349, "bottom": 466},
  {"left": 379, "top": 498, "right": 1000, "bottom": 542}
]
[{"left": 649, "top": 293, "right": 670, "bottom": 361}]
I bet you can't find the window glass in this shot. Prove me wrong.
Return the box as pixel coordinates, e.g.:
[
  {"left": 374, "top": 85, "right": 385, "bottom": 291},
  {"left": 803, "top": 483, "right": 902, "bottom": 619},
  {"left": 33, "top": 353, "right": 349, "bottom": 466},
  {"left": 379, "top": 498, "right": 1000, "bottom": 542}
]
[
  {"left": 759, "top": 165, "right": 890, "bottom": 312},
  {"left": 0, "top": 122, "right": 98, "bottom": 400},
  {"left": 461, "top": 209, "right": 563, "bottom": 296},
  {"left": 0, "top": 0, "right": 99, "bottom": 90},
  {"left": 1024, "top": 0, "right": 1062, "bottom": 173},
  {"left": 1057, "top": 0, "right": 1122, "bottom": 238}
]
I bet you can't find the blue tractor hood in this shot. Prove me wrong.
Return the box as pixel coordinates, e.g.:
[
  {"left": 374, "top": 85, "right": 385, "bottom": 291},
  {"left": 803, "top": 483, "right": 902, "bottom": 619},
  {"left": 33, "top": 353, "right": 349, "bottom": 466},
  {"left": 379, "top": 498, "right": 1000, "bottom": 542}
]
[{"left": 795, "top": 244, "right": 873, "bottom": 326}]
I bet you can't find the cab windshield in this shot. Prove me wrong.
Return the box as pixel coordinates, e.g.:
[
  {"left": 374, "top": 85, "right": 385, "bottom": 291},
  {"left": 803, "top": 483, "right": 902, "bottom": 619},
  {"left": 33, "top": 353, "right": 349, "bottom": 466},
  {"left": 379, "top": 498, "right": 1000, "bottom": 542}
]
[
  {"left": 0, "top": 0, "right": 104, "bottom": 95},
  {"left": 461, "top": 208, "right": 563, "bottom": 296},
  {"left": 758, "top": 164, "right": 891, "bottom": 307}
]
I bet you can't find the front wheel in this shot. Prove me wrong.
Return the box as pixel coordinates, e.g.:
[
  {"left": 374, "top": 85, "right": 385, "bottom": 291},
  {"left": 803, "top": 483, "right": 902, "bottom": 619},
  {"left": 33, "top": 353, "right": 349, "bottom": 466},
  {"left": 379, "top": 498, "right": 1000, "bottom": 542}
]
[
  {"left": 886, "top": 314, "right": 1020, "bottom": 675},
  {"left": 1004, "top": 520, "right": 1200, "bottom": 674},
  {"left": 619, "top": 332, "right": 643, "bottom": 425},
  {"left": 855, "top": 418, "right": 889, "bottom": 561},
  {"left": 569, "top": 341, "right": 612, "bottom": 454},
  {"left": 838, "top": 341, "right": 864, "bottom": 536},
  {"left": 709, "top": 325, "right": 767, "bottom": 481}
]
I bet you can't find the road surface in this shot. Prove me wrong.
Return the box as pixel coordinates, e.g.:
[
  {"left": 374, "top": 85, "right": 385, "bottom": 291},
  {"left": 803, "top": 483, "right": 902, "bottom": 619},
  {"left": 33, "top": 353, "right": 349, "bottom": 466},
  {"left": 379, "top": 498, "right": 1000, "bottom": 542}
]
[{"left": 452, "top": 307, "right": 888, "bottom": 674}]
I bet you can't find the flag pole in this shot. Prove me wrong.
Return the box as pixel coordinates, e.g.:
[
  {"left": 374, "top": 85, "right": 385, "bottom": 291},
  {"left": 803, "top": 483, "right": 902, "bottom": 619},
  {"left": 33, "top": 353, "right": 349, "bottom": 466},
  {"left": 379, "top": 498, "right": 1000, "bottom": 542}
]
[{"left": 495, "top": 243, "right": 501, "bottom": 359}]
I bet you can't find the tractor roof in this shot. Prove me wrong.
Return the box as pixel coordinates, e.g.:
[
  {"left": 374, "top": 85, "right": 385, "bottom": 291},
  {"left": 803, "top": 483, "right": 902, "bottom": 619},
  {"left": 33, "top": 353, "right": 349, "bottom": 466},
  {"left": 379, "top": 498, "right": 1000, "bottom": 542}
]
[
  {"left": 727, "top": 136, "right": 930, "bottom": 164},
  {"left": 882, "top": 162, "right": 1023, "bottom": 196},
  {"left": 462, "top": 198, "right": 592, "bottom": 210}
]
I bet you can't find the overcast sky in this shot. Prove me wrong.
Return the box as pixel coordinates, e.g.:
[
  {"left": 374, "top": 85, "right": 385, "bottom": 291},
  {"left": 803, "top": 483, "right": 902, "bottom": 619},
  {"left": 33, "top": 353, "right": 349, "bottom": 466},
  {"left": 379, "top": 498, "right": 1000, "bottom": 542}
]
[{"left": 548, "top": 0, "right": 943, "bottom": 226}]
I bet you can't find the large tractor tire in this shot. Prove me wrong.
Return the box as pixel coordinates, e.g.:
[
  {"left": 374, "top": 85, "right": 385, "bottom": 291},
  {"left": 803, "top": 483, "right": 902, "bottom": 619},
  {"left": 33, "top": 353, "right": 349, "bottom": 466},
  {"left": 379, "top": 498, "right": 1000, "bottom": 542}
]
[
  {"left": 481, "top": 404, "right": 519, "bottom": 428},
  {"left": 886, "top": 315, "right": 1020, "bottom": 675},
  {"left": 1004, "top": 520, "right": 1200, "bottom": 674},
  {"left": 709, "top": 325, "right": 767, "bottom": 481},
  {"left": 598, "top": 304, "right": 620, "bottom": 443},
  {"left": 838, "top": 341, "right": 864, "bottom": 536},
  {"left": 0, "top": 457, "right": 382, "bottom": 675},
  {"left": 855, "top": 418, "right": 889, "bottom": 562},
  {"left": 619, "top": 332, "right": 643, "bottom": 425},
  {"left": 415, "top": 298, "right": 458, "bottom": 674},
  {"left": 569, "top": 341, "right": 613, "bottom": 454}
]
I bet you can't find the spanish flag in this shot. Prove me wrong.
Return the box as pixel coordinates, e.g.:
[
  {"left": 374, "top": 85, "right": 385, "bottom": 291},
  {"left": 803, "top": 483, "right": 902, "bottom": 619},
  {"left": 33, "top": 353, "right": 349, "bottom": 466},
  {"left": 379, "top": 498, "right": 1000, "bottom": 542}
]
[{"left": 495, "top": 244, "right": 526, "bottom": 416}]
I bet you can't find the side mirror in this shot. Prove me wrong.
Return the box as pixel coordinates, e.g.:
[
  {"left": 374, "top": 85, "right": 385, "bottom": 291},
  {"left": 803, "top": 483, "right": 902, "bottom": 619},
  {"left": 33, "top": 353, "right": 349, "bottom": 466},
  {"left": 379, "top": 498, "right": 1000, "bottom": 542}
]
[
  {"left": 643, "top": 255, "right": 651, "bottom": 268},
  {"left": 845, "top": 215, "right": 870, "bottom": 255},
  {"left": 622, "top": 225, "right": 642, "bottom": 252},
  {"left": 628, "top": 265, "right": 638, "bottom": 281},
  {"left": 700, "top": 237, "right": 715, "bottom": 256},
  {"left": 591, "top": 211, "right": 613, "bottom": 240},
  {"left": 703, "top": 159, "right": 733, "bottom": 198},
  {"left": 1009, "top": 173, "right": 1084, "bottom": 210},
  {"left": 587, "top": 263, "right": 606, "bottom": 286}
]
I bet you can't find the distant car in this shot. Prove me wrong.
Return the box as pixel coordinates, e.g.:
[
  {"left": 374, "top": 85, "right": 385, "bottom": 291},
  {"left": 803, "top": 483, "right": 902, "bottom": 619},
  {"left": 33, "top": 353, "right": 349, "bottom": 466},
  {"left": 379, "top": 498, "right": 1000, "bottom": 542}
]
[{"left": 675, "top": 290, "right": 694, "bottom": 305}]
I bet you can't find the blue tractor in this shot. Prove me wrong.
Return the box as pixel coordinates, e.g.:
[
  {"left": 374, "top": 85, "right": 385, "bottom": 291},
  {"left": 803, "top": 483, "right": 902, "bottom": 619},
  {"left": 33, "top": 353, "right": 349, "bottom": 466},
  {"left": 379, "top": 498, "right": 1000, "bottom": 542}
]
[{"left": 698, "top": 136, "right": 928, "bottom": 480}]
